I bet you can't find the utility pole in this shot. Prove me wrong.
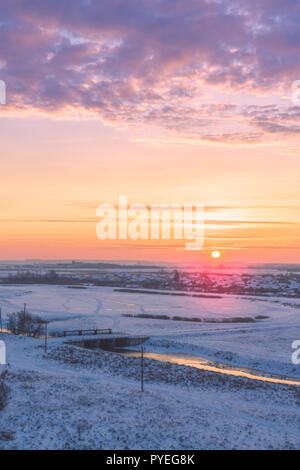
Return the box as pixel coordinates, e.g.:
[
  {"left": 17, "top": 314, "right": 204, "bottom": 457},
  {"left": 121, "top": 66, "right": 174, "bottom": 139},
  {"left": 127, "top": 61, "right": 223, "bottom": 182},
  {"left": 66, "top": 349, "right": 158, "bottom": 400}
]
[
  {"left": 44, "top": 321, "right": 48, "bottom": 353},
  {"left": 23, "top": 303, "right": 26, "bottom": 314},
  {"left": 141, "top": 346, "right": 144, "bottom": 392},
  {"left": 0, "top": 308, "right": 2, "bottom": 333}
]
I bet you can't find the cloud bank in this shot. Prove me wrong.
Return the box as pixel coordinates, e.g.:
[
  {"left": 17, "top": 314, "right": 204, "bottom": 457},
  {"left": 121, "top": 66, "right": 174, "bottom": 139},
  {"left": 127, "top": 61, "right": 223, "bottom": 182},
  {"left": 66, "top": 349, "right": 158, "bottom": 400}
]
[{"left": 0, "top": 0, "right": 300, "bottom": 143}]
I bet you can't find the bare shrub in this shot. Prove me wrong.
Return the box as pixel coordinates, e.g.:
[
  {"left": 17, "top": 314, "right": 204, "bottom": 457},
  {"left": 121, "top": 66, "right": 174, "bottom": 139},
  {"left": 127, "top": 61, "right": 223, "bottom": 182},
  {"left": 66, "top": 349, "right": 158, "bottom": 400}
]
[
  {"left": 0, "top": 371, "right": 10, "bottom": 411},
  {"left": 6, "top": 311, "right": 45, "bottom": 337},
  {"left": 0, "top": 431, "right": 14, "bottom": 441}
]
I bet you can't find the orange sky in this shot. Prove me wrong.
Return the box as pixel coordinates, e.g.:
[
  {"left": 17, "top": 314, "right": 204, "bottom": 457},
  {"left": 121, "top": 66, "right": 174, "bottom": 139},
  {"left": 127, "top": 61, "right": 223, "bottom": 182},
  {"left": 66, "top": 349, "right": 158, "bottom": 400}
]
[
  {"left": 0, "top": 114, "right": 299, "bottom": 263},
  {"left": 1, "top": 1, "right": 300, "bottom": 263}
]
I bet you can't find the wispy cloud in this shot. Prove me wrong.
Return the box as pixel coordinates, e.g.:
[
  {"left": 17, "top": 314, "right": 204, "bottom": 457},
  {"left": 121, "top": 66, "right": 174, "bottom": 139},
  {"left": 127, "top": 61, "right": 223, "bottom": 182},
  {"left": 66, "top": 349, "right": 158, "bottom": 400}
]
[{"left": 0, "top": 0, "right": 300, "bottom": 143}]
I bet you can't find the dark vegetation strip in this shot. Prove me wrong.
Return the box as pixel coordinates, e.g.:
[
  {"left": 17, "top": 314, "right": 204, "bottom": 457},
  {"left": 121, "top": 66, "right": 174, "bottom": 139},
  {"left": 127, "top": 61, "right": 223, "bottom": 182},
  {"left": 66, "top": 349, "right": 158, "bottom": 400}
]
[
  {"left": 115, "top": 288, "right": 222, "bottom": 299},
  {"left": 122, "top": 313, "right": 261, "bottom": 323}
]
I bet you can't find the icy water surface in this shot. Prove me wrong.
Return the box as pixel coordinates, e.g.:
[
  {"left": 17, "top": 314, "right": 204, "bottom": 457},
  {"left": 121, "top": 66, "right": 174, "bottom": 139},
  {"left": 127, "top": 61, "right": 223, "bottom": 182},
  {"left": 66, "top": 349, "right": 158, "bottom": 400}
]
[{"left": 113, "top": 348, "right": 300, "bottom": 386}]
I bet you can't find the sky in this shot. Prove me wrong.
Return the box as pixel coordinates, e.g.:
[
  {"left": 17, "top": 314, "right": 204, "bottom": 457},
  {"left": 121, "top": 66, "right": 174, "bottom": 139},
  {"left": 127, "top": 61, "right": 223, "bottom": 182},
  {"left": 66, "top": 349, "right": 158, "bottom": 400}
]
[{"left": 0, "top": 0, "right": 300, "bottom": 264}]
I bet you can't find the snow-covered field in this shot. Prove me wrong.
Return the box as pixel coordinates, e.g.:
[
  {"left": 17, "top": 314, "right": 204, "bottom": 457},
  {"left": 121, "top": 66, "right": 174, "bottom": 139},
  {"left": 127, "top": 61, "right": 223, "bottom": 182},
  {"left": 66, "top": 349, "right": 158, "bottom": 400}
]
[
  {"left": 0, "top": 284, "right": 300, "bottom": 449},
  {"left": 1, "top": 284, "right": 300, "bottom": 377}
]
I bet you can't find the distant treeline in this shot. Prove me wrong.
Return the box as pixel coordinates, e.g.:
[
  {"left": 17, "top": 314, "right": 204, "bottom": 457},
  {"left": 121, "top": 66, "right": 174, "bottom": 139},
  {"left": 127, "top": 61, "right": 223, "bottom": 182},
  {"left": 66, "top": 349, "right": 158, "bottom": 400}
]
[
  {"left": 253, "top": 263, "right": 300, "bottom": 272},
  {"left": 0, "top": 261, "right": 161, "bottom": 270},
  {"left": 4, "top": 270, "right": 80, "bottom": 285}
]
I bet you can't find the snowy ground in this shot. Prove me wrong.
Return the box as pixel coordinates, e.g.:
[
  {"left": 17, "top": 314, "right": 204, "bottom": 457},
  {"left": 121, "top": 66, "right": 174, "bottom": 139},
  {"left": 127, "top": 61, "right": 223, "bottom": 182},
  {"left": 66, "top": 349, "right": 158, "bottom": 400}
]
[
  {"left": 0, "top": 333, "right": 299, "bottom": 450},
  {"left": 0, "top": 284, "right": 300, "bottom": 449}
]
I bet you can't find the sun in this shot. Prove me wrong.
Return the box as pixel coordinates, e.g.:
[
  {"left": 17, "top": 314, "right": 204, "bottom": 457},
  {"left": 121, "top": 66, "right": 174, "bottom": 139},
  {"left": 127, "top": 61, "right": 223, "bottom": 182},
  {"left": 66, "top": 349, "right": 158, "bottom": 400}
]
[{"left": 211, "top": 250, "right": 221, "bottom": 259}]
